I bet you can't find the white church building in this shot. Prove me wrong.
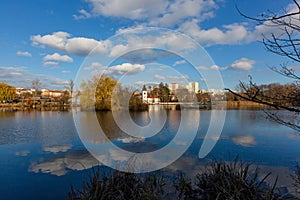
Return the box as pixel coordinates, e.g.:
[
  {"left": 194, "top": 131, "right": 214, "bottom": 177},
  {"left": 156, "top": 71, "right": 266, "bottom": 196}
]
[{"left": 142, "top": 85, "right": 160, "bottom": 104}]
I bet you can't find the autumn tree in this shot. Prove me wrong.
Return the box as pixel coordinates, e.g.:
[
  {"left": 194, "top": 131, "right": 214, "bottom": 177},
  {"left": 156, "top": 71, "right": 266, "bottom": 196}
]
[
  {"left": 0, "top": 82, "right": 16, "bottom": 102},
  {"left": 226, "top": 0, "right": 300, "bottom": 131},
  {"left": 80, "top": 76, "right": 119, "bottom": 111},
  {"left": 158, "top": 82, "right": 170, "bottom": 102}
]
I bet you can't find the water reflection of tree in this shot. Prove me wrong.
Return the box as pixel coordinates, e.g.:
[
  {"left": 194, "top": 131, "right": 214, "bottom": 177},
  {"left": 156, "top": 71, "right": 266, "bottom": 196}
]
[{"left": 96, "top": 112, "right": 123, "bottom": 140}]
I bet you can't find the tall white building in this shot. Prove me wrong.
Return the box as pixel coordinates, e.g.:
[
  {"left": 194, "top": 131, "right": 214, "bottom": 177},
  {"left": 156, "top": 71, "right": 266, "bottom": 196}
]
[
  {"left": 188, "top": 82, "right": 199, "bottom": 93},
  {"left": 169, "top": 82, "right": 179, "bottom": 94}
]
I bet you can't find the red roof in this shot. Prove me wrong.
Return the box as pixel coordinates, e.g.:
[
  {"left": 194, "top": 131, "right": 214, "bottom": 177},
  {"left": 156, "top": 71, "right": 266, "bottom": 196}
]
[{"left": 142, "top": 85, "right": 147, "bottom": 91}]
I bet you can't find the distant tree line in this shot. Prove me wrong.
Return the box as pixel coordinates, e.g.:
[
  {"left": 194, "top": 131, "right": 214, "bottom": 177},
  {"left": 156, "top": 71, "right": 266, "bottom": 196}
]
[{"left": 227, "top": 81, "right": 300, "bottom": 107}]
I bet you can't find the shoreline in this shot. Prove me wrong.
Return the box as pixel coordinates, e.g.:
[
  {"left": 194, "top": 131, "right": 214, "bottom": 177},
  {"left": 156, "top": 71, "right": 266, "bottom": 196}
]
[{"left": 0, "top": 101, "right": 271, "bottom": 112}]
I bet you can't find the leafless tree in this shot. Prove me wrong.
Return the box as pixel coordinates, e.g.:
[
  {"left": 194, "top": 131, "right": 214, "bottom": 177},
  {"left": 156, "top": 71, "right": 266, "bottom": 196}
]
[
  {"left": 68, "top": 79, "right": 74, "bottom": 97},
  {"left": 32, "top": 78, "right": 41, "bottom": 97},
  {"left": 226, "top": 0, "right": 300, "bottom": 132}
]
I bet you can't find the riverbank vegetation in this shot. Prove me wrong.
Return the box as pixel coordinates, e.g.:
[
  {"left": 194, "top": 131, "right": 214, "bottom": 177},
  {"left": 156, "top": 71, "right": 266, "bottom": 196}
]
[{"left": 69, "top": 159, "right": 299, "bottom": 200}]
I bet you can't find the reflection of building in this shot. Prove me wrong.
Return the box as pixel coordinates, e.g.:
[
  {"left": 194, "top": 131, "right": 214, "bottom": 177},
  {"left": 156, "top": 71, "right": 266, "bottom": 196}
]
[
  {"left": 188, "top": 82, "right": 199, "bottom": 93},
  {"left": 169, "top": 82, "right": 178, "bottom": 94}
]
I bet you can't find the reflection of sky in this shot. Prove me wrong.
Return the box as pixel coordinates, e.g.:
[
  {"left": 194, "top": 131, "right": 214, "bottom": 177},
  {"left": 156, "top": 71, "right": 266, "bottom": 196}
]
[
  {"left": 29, "top": 149, "right": 98, "bottom": 176},
  {"left": 0, "top": 110, "right": 300, "bottom": 198}
]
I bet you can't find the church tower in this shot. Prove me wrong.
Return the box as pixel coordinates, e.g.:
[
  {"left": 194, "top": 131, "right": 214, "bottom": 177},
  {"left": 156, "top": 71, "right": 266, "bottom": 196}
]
[{"left": 142, "top": 85, "right": 147, "bottom": 103}]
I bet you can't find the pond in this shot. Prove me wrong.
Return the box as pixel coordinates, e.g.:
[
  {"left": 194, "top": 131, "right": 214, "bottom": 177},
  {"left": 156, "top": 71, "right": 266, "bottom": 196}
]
[{"left": 0, "top": 107, "right": 299, "bottom": 199}]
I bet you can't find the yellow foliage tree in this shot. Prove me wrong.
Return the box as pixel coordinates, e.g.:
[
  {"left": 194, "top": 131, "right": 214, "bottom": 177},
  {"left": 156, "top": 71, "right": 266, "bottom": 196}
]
[
  {"left": 80, "top": 76, "right": 119, "bottom": 111},
  {"left": 0, "top": 82, "right": 16, "bottom": 102}
]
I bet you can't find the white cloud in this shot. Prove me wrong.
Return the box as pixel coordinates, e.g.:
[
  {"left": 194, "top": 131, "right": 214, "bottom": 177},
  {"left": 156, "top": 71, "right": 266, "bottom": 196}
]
[
  {"left": 197, "top": 58, "right": 255, "bottom": 71},
  {"left": 31, "top": 31, "right": 111, "bottom": 56},
  {"left": 86, "top": 0, "right": 168, "bottom": 20},
  {"left": 43, "top": 53, "right": 73, "bottom": 62},
  {"left": 149, "top": 0, "right": 217, "bottom": 27},
  {"left": 73, "top": 9, "right": 92, "bottom": 20},
  {"left": 105, "top": 63, "right": 145, "bottom": 75},
  {"left": 179, "top": 20, "right": 248, "bottom": 46},
  {"left": 0, "top": 66, "right": 27, "bottom": 78},
  {"left": 49, "top": 78, "right": 69, "bottom": 85},
  {"left": 16, "top": 51, "right": 32, "bottom": 57},
  {"left": 154, "top": 74, "right": 165, "bottom": 80},
  {"left": 44, "top": 61, "right": 59, "bottom": 66},
  {"left": 135, "top": 81, "right": 159, "bottom": 85},
  {"left": 61, "top": 70, "right": 71, "bottom": 74},
  {"left": 166, "top": 75, "right": 189, "bottom": 81},
  {"left": 230, "top": 58, "right": 255, "bottom": 70},
  {"left": 83, "top": 62, "right": 105, "bottom": 70},
  {"left": 173, "top": 60, "right": 186, "bottom": 66},
  {"left": 197, "top": 65, "right": 225, "bottom": 71},
  {"left": 84, "top": 0, "right": 217, "bottom": 27},
  {"left": 109, "top": 30, "right": 196, "bottom": 57}
]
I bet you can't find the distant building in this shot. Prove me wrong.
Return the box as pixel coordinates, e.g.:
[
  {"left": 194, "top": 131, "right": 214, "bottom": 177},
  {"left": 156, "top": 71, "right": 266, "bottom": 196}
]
[
  {"left": 41, "top": 89, "right": 67, "bottom": 98},
  {"left": 188, "top": 82, "right": 199, "bottom": 93},
  {"left": 16, "top": 88, "right": 33, "bottom": 96},
  {"left": 147, "top": 94, "right": 160, "bottom": 104},
  {"left": 169, "top": 82, "right": 178, "bottom": 94},
  {"left": 141, "top": 85, "right": 160, "bottom": 104}
]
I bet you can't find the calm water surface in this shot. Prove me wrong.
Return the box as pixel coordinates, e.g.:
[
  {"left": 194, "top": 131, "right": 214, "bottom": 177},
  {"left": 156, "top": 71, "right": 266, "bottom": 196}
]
[{"left": 0, "top": 108, "right": 299, "bottom": 199}]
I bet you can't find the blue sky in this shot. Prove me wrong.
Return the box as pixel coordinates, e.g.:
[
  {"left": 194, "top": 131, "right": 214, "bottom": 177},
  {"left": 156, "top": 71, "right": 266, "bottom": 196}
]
[{"left": 0, "top": 0, "right": 297, "bottom": 90}]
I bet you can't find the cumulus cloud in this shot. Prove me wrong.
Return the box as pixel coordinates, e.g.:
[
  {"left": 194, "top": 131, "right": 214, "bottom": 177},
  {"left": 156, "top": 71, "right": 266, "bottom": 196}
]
[
  {"left": 109, "top": 31, "right": 196, "bottom": 57},
  {"left": 149, "top": 0, "right": 217, "bottom": 27},
  {"left": 85, "top": 0, "right": 168, "bottom": 20},
  {"left": 173, "top": 60, "right": 186, "bottom": 66},
  {"left": 179, "top": 20, "right": 248, "bottom": 46},
  {"left": 43, "top": 53, "right": 73, "bottom": 62},
  {"left": 154, "top": 74, "right": 165, "bottom": 80},
  {"left": 166, "top": 75, "right": 189, "bottom": 82},
  {"left": 135, "top": 81, "right": 160, "bottom": 85},
  {"left": 16, "top": 51, "right": 32, "bottom": 57},
  {"left": 44, "top": 61, "right": 59, "bottom": 66},
  {"left": 31, "top": 31, "right": 111, "bottom": 56},
  {"left": 105, "top": 63, "right": 145, "bottom": 75},
  {"left": 197, "top": 58, "right": 255, "bottom": 71},
  {"left": 197, "top": 65, "right": 224, "bottom": 71},
  {"left": 82, "top": 0, "right": 217, "bottom": 27},
  {"left": 0, "top": 66, "right": 27, "bottom": 78},
  {"left": 49, "top": 78, "right": 69, "bottom": 85},
  {"left": 73, "top": 9, "right": 92, "bottom": 20},
  {"left": 229, "top": 58, "right": 255, "bottom": 70},
  {"left": 73, "top": 0, "right": 296, "bottom": 47},
  {"left": 83, "top": 62, "right": 105, "bottom": 70}
]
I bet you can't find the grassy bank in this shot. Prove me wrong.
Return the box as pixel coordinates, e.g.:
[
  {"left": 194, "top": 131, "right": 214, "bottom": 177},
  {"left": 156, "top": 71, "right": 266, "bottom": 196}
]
[{"left": 68, "top": 159, "right": 300, "bottom": 200}]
